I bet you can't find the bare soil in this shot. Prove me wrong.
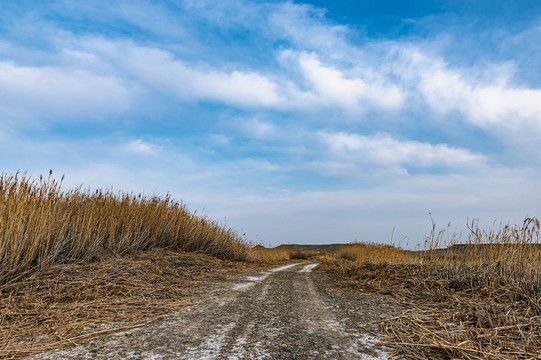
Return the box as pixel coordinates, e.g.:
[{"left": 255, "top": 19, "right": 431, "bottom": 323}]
[{"left": 23, "top": 263, "right": 399, "bottom": 359}]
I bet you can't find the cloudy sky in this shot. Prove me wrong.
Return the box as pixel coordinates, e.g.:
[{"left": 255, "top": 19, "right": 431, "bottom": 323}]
[{"left": 1, "top": 0, "right": 541, "bottom": 247}]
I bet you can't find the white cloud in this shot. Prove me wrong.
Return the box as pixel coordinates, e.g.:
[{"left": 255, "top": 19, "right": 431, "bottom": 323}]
[
  {"left": 0, "top": 61, "right": 135, "bottom": 121},
  {"left": 243, "top": 158, "right": 281, "bottom": 172},
  {"left": 297, "top": 53, "right": 405, "bottom": 110},
  {"left": 122, "top": 139, "right": 160, "bottom": 156},
  {"left": 404, "top": 50, "right": 541, "bottom": 133},
  {"left": 82, "top": 40, "right": 282, "bottom": 108},
  {"left": 420, "top": 67, "right": 541, "bottom": 129},
  {"left": 209, "top": 134, "right": 232, "bottom": 145},
  {"left": 202, "top": 70, "right": 281, "bottom": 107},
  {"left": 241, "top": 119, "right": 277, "bottom": 139},
  {"left": 270, "top": 2, "right": 350, "bottom": 56},
  {"left": 319, "top": 131, "right": 485, "bottom": 168},
  {"left": 268, "top": 7, "right": 541, "bottom": 132},
  {"left": 467, "top": 86, "right": 541, "bottom": 129}
]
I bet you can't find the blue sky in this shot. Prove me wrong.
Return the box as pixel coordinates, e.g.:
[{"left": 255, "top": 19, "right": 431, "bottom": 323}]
[{"left": 1, "top": 0, "right": 541, "bottom": 247}]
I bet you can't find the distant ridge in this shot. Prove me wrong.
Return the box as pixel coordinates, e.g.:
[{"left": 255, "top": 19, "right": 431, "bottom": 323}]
[{"left": 279, "top": 244, "right": 344, "bottom": 253}]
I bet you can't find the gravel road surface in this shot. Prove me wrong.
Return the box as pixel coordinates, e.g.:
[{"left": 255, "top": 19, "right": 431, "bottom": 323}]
[{"left": 27, "top": 262, "right": 399, "bottom": 359}]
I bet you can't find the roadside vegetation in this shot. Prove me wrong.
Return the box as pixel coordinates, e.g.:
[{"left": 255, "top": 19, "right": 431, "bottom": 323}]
[
  {"left": 324, "top": 218, "right": 541, "bottom": 359},
  {"left": 249, "top": 244, "right": 290, "bottom": 263},
  {"left": 0, "top": 171, "right": 253, "bottom": 285},
  {"left": 0, "top": 172, "right": 286, "bottom": 358}
]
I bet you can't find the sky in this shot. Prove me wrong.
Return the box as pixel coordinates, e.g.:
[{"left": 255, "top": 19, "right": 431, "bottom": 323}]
[{"left": 1, "top": 0, "right": 541, "bottom": 248}]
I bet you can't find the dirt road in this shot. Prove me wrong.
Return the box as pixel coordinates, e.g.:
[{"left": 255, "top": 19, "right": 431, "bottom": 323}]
[{"left": 29, "top": 263, "right": 398, "bottom": 359}]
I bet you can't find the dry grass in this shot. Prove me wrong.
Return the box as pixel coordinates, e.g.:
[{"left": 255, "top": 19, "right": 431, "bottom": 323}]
[
  {"left": 0, "top": 171, "right": 251, "bottom": 285},
  {"left": 0, "top": 249, "right": 257, "bottom": 359},
  {"left": 289, "top": 250, "right": 319, "bottom": 259},
  {"left": 339, "top": 242, "right": 416, "bottom": 264},
  {"left": 248, "top": 245, "right": 290, "bottom": 263},
  {"left": 0, "top": 171, "right": 283, "bottom": 358},
  {"left": 324, "top": 218, "right": 541, "bottom": 359}
]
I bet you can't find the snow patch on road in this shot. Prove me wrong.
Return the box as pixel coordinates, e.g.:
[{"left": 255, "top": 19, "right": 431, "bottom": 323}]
[
  {"left": 347, "top": 333, "right": 392, "bottom": 359},
  {"left": 233, "top": 273, "right": 270, "bottom": 291},
  {"left": 245, "top": 275, "right": 269, "bottom": 282},
  {"left": 268, "top": 263, "right": 301, "bottom": 272},
  {"left": 182, "top": 322, "right": 237, "bottom": 359},
  {"left": 298, "top": 263, "right": 318, "bottom": 273},
  {"left": 233, "top": 263, "right": 301, "bottom": 291},
  {"left": 232, "top": 282, "right": 257, "bottom": 291}
]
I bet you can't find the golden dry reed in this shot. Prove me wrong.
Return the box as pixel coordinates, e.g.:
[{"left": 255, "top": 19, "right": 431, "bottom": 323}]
[
  {"left": 0, "top": 171, "right": 253, "bottom": 284},
  {"left": 420, "top": 217, "right": 541, "bottom": 285},
  {"left": 248, "top": 244, "right": 290, "bottom": 263},
  {"left": 339, "top": 242, "right": 414, "bottom": 264},
  {"left": 335, "top": 218, "right": 541, "bottom": 359},
  {"left": 340, "top": 217, "right": 541, "bottom": 284}
]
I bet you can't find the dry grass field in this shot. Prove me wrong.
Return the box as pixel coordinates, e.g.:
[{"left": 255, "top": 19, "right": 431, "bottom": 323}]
[
  {"left": 248, "top": 244, "right": 291, "bottom": 263},
  {"left": 0, "top": 171, "right": 254, "bottom": 285},
  {"left": 0, "top": 249, "right": 257, "bottom": 358},
  {"left": 2, "top": 172, "right": 540, "bottom": 359},
  {"left": 323, "top": 218, "right": 541, "bottom": 359},
  {"left": 0, "top": 172, "right": 285, "bottom": 358}
]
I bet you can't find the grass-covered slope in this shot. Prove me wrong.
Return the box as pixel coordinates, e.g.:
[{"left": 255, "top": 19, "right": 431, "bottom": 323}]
[{"left": 0, "top": 172, "right": 251, "bottom": 285}]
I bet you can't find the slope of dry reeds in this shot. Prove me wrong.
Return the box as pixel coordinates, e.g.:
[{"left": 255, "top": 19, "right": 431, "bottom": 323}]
[
  {"left": 339, "top": 242, "right": 415, "bottom": 264},
  {"left": 0, "top": 171, "right": 251, "bottom": 285},
  {"left": 325, "top": 218, "right": 541, "bottom": 359},
  {"left": 248, "top": 244, "right": 290, "bottom": 263}
]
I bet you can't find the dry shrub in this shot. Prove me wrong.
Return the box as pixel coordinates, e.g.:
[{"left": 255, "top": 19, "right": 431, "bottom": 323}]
[
  {"left": 324, "top": 218, "right": 541, "bottom": 359},
  {"left": 0, "top": 172, "right": 250, "bottom": 285},
  {"left": 248, "top": 245, "right": 290, "bottom": 263}
]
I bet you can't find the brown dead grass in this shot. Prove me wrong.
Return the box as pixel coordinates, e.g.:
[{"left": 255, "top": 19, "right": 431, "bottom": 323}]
[
  {"left": 0, "top": 172, "right": 251, "bottom": 286},
  {"left": 339, "top": 242, "right": 416, "bottom": 264},
  {"left": 289, "top": 250, "right": 319, "bottom": 259},
  {"left": 248, "top": 245, "right": 290, "bottom": 263},
  {"left": 0, "top": 172, "right": 286, "bottom": 358},
  {"left": 0, "top": 249, "right": 260, "bottom": 359},
  {"left": 323, "top": 218, "right": 541, "bottom": 359}
]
